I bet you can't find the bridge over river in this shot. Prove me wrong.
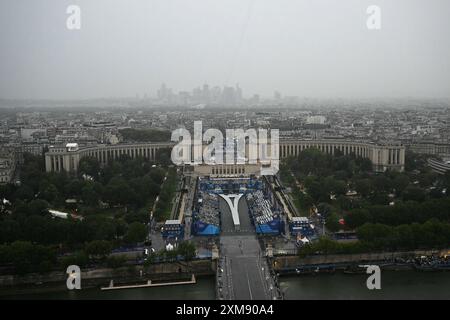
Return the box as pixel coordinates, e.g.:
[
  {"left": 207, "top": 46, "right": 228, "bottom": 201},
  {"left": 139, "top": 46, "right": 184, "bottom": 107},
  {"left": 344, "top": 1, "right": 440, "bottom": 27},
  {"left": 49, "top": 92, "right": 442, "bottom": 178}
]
[{"left": 216, "top": 196, "right": 282, "bottom": 300}]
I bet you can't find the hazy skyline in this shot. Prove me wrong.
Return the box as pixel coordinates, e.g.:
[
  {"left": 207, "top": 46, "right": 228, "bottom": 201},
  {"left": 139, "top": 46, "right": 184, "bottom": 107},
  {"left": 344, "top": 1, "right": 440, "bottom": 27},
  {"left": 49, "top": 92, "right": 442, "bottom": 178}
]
[{"left": 1, "top": 0, "right": 450, "bottom": 100}]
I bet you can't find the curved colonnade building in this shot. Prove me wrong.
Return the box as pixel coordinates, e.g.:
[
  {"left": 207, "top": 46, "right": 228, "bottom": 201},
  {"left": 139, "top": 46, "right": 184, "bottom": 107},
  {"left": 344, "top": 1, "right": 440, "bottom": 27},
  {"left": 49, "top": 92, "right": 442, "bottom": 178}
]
[{"left": 45, "top": 139, "right": 405, "bottom": 174}]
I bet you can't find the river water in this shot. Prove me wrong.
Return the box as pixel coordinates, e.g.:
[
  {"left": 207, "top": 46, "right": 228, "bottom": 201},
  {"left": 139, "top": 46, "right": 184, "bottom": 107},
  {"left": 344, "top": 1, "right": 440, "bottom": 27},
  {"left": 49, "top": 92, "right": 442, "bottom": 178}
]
[
  {"left": 2, "top": 272, "right": 449, "bottom": 300},
  {"left": 279, "top": 271, "right": 450, "bottom": 300}
]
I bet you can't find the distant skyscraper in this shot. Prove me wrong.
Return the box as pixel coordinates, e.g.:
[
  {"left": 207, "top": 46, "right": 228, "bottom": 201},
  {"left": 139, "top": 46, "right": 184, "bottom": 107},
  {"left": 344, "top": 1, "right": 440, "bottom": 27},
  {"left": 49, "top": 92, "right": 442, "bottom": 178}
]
[
  {"left": 202, "top": 84, "right": 210, "bottom": 103},
  {"left": 211, "top": 86, "right": 221, "bottom": 103},
  {"left": 235, "top": 84, "right": 243, "bottom": 104},
  {"left": 274, "top": 91, "right": 281, "bottom": 101},
  {"left": 222, "top": 86, "right": 236, "bottom": 105},
  {"left": 251, "top": 94, "right": 260, "bottom": 105},
  {"left": 157, "top": 83, "right": 168, "bottom": 100}
]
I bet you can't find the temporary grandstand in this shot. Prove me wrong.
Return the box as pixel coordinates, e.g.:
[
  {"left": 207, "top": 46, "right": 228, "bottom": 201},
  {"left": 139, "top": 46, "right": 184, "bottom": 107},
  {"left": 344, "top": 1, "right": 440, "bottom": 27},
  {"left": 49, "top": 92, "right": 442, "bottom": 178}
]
[
  {"left": 192, "top": 191, "right": 221, "bottom": 236},
  {"left": 246, "top": 189, "right": 282, "bottom": 235},
  {"left": 198, "top": 177, "right": 263, "bottom": 195},
  {"left": 192, "top": 176, "right": 284, "bottom": 235}
]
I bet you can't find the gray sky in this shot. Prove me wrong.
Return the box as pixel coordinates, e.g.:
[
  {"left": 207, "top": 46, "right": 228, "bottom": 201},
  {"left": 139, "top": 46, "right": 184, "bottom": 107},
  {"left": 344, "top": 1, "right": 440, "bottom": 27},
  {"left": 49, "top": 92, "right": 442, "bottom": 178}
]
[{"left": 1, "top": 0, "right": 449, "bottom": 99}]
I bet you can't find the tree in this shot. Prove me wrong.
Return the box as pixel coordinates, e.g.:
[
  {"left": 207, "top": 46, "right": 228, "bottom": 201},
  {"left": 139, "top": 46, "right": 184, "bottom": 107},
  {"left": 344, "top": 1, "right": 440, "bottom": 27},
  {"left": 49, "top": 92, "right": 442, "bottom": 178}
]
[
  {"left": 336, "top": 195, "right": 353, "bottom": 211},
  {"left": 177, "top": 241, "right": 196, "bottom": 261},
  {"left": 404, "top": 151, "right": 426, "bottom": 172},
  {"left": 63, "top": 179, "right": 84, "bottom": 199},
  {"left": 79, "top": 216, "right": 117, "bottom": 241},
  {"left": 323, "top": 177, "right": 346, "bottom": 198},
  {"left": 81, "top": 183, "right": 101, "bottom": 206},
  {"left": 119, "top": 128, "right": 171, "bottom": 142},
  {"left": 373, "top": 175, "right": 392, "bottom": 193},
  {"left": 13, "top": 185, "right": 34, "bottom": 201},
  {"left": 155, "top": 149, "right": 171, "bottom": 165},
  {"left": 60, "top": 250, "right": 89, "bottom": 268},
  {"left": 354, "top": 179, "right": 373, "bottom": 198},
  {"left": 103, "top": 177, "right": 133, "bottom": 206},
  {"left": 106, "top": 255, "right": 127, "bottom": 268},
  {"left": 443, "top": 171, "right": 450, "bottom": 191},
  {"left": 358, "top": 158, "right": 373, "bottom": 172},
  {"left": 402, "top": 186, "right": 426, "bottom": 202},
  {"left": 325, "top": 213, "right": 341, "bottom": 232},
  {"left": 28, "top": 199, "right": 49, "bottom": 216},
  {"left": 333, "top": 180, "right": 348, "bottom": 197},
  {"left": 317, "top": 203, "right": 332, "bottom": 217},
  {"left": 370, "top": 192, "right": 390, "bottom": 205},
  {"left": 79, "top": 157, "right": 100, "bottom": 179},
  {"left": 394, "top": 224, "right": 415, "bottom": 250},
  {"left": 6, "top": 241, "right": 56, "bottom": 274},
  {"left": 392, "top": 174, "right": 410, "bottom": 195},
  {"left": 124, "top": 222, "right": 147, "bottom": 244},
  {"left": 307, "top": 179, "right": 329, "bottom": 203},
  {"left": 356, "top": 223, "right": 394, "bottom": 250},
  {"left": 150, "top": 168, "right": 166, "bottom": 185},
  {"left": 85, "top": 240, "right": 112, "bottom": 258},
  {"left": 0, "top": 219, "right": 21, "bottom": 243},
  {"left": 40, "top": 183, "right": 59, "bottom": 203},
  {"left": 125, "top": 208, "right": 150, "bottom": 224},
  {"left": 345, "top": 209, "right": 371, "bottom": 229},
  {"left": 0, "top": 183, "right": 15, "bottom": 201}
]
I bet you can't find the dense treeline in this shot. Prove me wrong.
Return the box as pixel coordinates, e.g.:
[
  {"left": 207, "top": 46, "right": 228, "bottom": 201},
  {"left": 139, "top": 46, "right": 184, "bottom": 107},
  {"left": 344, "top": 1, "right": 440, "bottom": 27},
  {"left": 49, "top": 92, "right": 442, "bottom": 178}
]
[
  {"left": 344, "top": 198, "right": 450, "bottom": 229},
  {"left": 0, "top": 241, "right": 57, "bottom": 274},
  {"left": 357, "top": 219, "right": 450, "bottom": 251},
  {"left": 282, "top": 148, "right": 449, "bottom": 216},
  {"left": 0, "top": 213, "right": 146, "bottom": 247},
  {"left": 0, "top": 153, "right": 168, "bottom": 213},
  {"left": 283, "top": 148, "right": 450, "bottom": 254},
  {"left": 281, "top": 148, "right": 374, "bottom": 212},
  {"left": 283, "top": 148, "right": 449, "bottom": 210},
  {"left": 286, "top": 148, "right": 373, "bottom": 178},
  {"left": 153, "top": 167, "right": 178, "bottom": 222},
  {"left": 0, "top": 153, "right": 179, "bottom": 274},
  {"left": 119, "top": 128, "right": 171, "bottom": 142},
  {"left": 299, "top": 219, "right": 450, "bottom": 256}
]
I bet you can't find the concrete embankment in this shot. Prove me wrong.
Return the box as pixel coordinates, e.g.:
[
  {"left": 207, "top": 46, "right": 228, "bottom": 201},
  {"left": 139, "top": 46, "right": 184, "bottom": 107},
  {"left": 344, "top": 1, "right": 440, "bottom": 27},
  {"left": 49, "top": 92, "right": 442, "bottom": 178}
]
[
  {"left": 0, "top": 259, "right": 215, "bottom": 295},
  {"left": 272, "top": 249, "right": 449, "bottom": 273}
]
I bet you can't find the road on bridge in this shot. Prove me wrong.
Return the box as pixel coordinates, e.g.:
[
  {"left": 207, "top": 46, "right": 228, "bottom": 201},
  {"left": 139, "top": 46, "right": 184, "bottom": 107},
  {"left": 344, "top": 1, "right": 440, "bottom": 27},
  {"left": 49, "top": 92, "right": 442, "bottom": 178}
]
[{"left": 217, "top": 196, "right": 279, "bottom": 300}]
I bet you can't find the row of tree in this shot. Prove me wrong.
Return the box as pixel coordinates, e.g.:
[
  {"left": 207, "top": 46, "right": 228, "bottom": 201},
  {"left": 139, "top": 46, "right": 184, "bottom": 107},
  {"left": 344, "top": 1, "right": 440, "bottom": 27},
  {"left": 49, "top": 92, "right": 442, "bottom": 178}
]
[
  {"left": 0, "top": 235, "right": 147, "bottom": 275},
  {"left": 282, "top": 148, "right": 449, "bottom": 210},
  {"left": 284, "top": 148, "right": 373, "bottom": 180},
  {"left": 0, "top": 214, "right": 148, "bottom": 248},
  {"left": 119, "top": 128, "right": 171, "bottom": 142},
  {"left": 344, "top": 197, "right": 450, "bottom": 229},
  {"left": 152, "top": 167, "right": 178, "bottom": 222},
  {"left": 299, "top": 219, "right": 450, "bottom": 256},
  {"left": 357, "top": 219, "right": 450, "bottom": 251},
  {"left": 0, "top": 154, "right": 160, "bottom": 258}
]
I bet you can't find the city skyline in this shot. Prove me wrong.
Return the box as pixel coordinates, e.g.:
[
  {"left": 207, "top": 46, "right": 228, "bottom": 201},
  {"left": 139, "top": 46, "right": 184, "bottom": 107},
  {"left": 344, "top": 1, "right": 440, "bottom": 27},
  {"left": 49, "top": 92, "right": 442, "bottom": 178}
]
[
  {"left": 2, "top": 80, "right": 450, "bottom": 105},
  {"left": 1, "top": 0, "right": 450, "bottom": 100}
]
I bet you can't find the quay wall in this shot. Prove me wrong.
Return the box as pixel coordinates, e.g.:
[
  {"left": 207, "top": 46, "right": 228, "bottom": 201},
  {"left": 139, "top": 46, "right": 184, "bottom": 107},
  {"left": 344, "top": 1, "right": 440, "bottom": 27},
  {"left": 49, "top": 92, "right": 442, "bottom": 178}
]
[
  {"left": 272, "top": 249, "right": 448, "bottom": 270},
  {"left": 0, "top": 259, "right": 215, "bottom": 289}
]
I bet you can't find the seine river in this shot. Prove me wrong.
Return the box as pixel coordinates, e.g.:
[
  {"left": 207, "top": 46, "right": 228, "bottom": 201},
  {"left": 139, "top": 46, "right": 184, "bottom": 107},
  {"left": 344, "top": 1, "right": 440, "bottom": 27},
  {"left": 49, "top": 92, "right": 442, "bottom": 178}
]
[
  {"left": 2, "top": 272, "right": 449, "bottom": 300},
  {"left": 279, "top": 271, "right": 450, "bottom": 300}
]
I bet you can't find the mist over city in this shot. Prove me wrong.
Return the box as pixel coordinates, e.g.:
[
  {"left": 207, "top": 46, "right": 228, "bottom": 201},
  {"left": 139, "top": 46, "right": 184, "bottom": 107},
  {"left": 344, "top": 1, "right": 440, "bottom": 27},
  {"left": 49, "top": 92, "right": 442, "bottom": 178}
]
[
  {"left": 0, "top": 0, "right": 449, "bottom": 306},
  {"left": 1, "top": 0, "right": 450, "bottom": 101}
]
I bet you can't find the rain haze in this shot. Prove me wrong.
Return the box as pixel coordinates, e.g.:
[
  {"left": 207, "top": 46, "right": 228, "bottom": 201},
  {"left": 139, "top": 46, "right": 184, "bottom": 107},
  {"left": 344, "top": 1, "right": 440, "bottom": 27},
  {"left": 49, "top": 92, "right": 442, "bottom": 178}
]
[{"left": 1, "top": 0, "right": 450, "bottom": 100}]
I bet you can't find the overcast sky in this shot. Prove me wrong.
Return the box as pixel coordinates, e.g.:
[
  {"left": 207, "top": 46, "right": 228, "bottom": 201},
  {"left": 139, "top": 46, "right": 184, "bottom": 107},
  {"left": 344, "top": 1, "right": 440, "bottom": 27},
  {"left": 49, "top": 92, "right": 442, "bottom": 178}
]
[{"left": 1, "top": 0, "right": 449, "bottom": 100}]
